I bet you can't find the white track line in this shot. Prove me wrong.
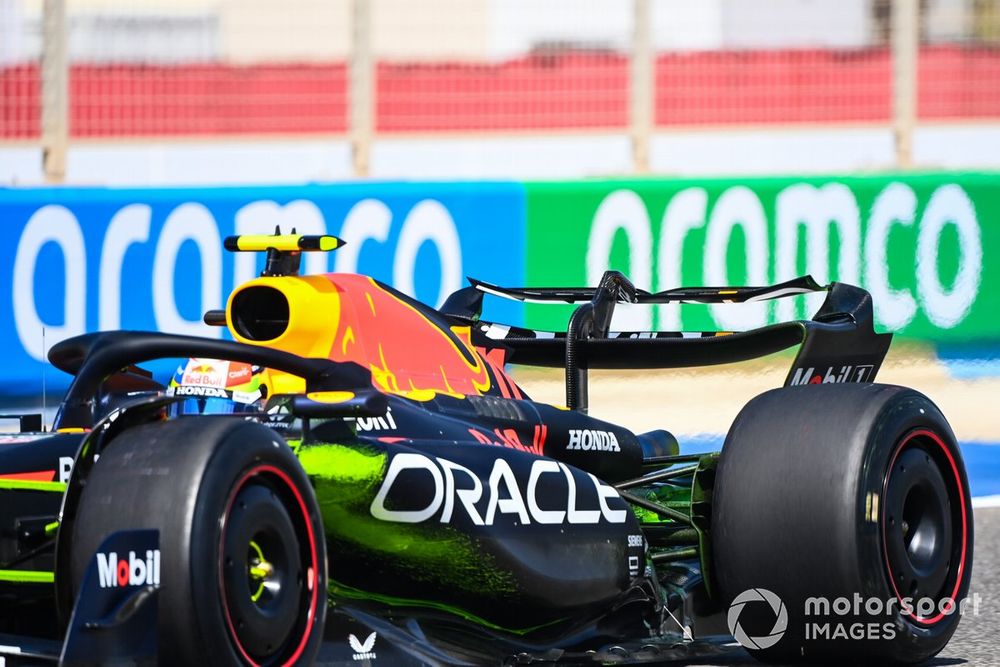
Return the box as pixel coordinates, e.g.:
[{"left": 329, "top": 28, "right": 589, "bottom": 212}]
[{"left": 972, "top": 494, "right": 1000, "bottom": 509}]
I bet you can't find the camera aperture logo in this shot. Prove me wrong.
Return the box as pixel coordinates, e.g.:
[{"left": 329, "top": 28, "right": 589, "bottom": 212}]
[{"left": 727, "top": 588, "right": 788, "bottom": 650}]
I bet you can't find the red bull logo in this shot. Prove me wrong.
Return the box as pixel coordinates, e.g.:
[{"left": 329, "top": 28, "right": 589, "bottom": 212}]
[{"left": 181, "top": 360, "right": 226, "bottom": 388}]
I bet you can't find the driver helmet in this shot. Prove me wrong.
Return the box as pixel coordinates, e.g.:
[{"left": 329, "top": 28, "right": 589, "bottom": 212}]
[{"left": 167, "top": 358, "right": 268, "bottom": 416}]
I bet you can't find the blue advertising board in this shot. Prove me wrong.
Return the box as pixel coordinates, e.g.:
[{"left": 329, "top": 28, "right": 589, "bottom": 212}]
[{"left": 0, "top": 182, "right": 526, "bottom": 395}]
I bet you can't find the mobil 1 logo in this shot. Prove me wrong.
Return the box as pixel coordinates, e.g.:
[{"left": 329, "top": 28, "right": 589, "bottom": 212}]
[{"left": 788, "top": 364, "right": 875, "bottom": 386}]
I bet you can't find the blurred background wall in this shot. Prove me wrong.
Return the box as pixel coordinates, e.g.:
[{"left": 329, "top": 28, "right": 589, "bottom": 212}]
[
  {"left": 1, "top": 1, "right": 998, "bottom": 398},
  {"left": 2, "top": 0, "right": 1000, "bottom": 184}
]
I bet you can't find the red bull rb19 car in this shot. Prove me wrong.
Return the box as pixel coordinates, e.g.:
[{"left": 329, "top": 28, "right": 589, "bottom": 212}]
[{"left": 0, "top": 234, "right": 972, "bottom": 665}]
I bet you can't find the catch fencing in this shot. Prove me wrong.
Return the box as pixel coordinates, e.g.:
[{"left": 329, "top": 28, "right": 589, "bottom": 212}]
[{"left": 2, "top": 0, "right": 999, "bottom": 180}]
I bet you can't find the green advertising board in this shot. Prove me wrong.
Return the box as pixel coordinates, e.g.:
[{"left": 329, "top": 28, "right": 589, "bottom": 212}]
[{"left": 523, "top": 173, "right": 999, "bottom": 342}]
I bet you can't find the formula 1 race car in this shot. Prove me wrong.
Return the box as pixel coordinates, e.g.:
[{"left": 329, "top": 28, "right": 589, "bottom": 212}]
[{"left": 0, "top": 234, "right": 972, "bottom": 665}]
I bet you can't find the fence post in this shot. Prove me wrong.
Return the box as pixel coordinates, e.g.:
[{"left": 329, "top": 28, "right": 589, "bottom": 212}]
[
  {"left": 350, "top": 0, "right": 374, "bottom": 178},
  {"left": 630, "top": 0, "right": 653, "bottom": 174},
  {"left": 41, "top": 0, "right": 68, "bottom": 183},
  {"left": 891, "top": 0, "right": 919, "bottom": 169}
]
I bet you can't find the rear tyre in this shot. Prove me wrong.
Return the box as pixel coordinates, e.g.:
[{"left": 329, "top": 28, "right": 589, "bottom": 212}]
[
  {"left": 712, "top": 384, "right": 972, "bottom": 664},
  {"left": 70, "top": 417, "right": 326, "bottom": 665}
]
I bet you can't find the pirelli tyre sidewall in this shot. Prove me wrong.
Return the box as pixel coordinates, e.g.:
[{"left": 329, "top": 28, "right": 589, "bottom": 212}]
[
  {"left": 712, "top": 383, "right": 973, "bottom": 664},
  {"left": 70, "top": 417, "right": 327, "bottom": 666}
]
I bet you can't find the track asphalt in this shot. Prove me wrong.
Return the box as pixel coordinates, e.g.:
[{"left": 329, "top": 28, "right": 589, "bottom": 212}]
[{"left": 686, "top": 508, "right": 1000, "bottom": 666}]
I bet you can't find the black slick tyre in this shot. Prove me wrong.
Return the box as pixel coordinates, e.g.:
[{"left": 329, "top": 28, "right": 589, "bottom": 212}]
[
  {"left": 70, "top": 417, "right": 326, "bottom": 666},
  {"left": 712, "top": 383, "right": 972, "bottom": 664}
]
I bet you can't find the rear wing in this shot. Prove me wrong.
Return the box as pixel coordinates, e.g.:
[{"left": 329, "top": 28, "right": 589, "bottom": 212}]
[
  {"left": 444, "top": 271, "right": 891, "bottom": 414},
  {"left": 468, "top": 274, "right": 823, "bottom": 305}
]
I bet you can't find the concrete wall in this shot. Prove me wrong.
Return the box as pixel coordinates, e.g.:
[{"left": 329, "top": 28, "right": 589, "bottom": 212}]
[{"left": 4, "top": 124, "right": 1000, "bottom": 185}]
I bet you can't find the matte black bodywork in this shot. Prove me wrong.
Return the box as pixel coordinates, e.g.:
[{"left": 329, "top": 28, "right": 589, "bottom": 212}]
[{"left": 0, "top": 271, "right": 896, "bottom": 664}]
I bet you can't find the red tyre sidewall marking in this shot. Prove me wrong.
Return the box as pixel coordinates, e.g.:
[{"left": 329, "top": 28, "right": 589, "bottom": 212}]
[
  {"left": 881, "top": 429, "right": 968, "bottom": 626},
  {"left": 219, "top": 464, "right": 320, "bottom": 666}
]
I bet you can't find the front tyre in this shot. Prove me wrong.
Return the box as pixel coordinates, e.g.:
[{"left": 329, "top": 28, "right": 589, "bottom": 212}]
[
  {"left": 70, "top": 417, "right": 326, "bottom": 666},
  {"left": 712, "top": 384, "right": 972, "bottom": 664}
]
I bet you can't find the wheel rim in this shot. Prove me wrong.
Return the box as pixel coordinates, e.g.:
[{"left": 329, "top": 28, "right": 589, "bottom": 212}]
[
  {"left": 219, "top": 465, "right": 320, "bottom": 666},
  {"left": 881, "top": 429, "right": 968, "bottom": 626}
]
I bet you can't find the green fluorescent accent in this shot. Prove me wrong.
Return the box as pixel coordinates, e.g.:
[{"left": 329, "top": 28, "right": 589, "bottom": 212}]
[
  {"left": 297, "top": 443, "right": 386, "bottom": 487},
  {"left": 301, "top": 443, "right": 517, "bottom": 596},
  {"left": 631, "top": 483, "right": 692, "bottom": 524},
  {"left": 691, "top": 454, "right": 720, "bottom": 598},
  {"left": 248, "top": 539, "right": 264, "bottom": 565},
  {"left": 44, "top": 521, "right": 59, "bottom": 536},
  {"left": 0, "top": 479, "right": 66, "bottom": 492},
  {"left": 248, "top": 539, "right": 267, "bottom": 603},
  {"left": 0, "top": 569, "right": 54, "bottom": 583},
  {"left": 330, "top": 581, "right": 562, "bottom": 636}
]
